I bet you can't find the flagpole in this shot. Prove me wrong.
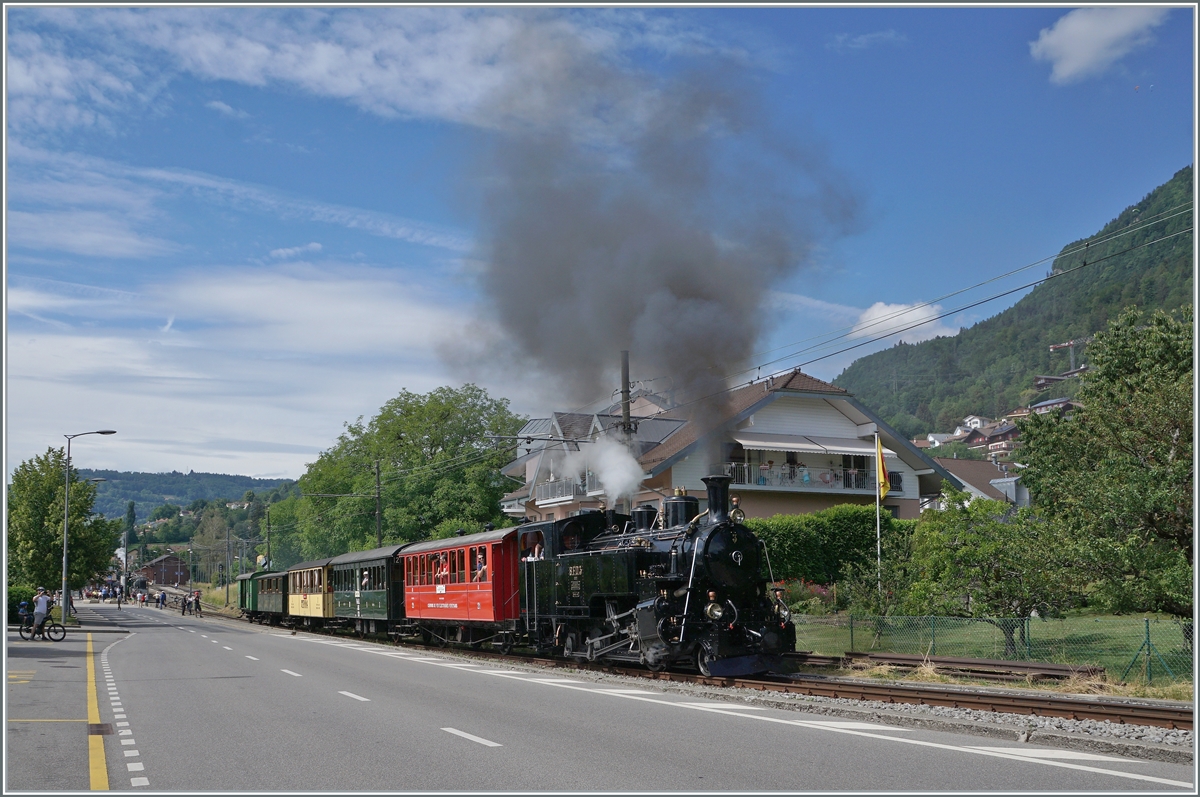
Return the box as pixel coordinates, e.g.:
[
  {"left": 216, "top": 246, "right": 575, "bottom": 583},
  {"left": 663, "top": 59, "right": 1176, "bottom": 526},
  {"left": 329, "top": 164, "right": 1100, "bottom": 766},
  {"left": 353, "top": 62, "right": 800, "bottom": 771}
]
[{"left": 875, "top": 432, "right": 882, "bottom": 596}]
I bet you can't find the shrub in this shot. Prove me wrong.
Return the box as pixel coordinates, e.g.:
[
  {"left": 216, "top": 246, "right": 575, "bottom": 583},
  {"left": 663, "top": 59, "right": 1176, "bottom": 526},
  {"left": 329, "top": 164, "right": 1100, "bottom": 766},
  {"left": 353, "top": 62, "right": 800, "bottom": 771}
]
[
  {"left": 746, "top": 504, "right": 909, "bottom": 584},
  {"left": 8, "top": 584, "right": 35, "bottom": 624}
]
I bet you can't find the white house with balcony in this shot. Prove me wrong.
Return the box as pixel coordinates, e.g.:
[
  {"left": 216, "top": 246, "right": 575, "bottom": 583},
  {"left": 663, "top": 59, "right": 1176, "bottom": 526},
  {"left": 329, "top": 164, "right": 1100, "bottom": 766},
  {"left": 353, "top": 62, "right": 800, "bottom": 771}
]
[{"left": 500, "top": 369, "right": 960, "bottom": 522}]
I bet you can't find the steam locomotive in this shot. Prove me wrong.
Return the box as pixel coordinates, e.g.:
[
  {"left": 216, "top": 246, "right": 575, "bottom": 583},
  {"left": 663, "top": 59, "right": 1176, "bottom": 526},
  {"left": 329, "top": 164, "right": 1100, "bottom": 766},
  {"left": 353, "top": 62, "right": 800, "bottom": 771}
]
[{"left": 238, "top": 474, "right": 794, "bottom": 676}]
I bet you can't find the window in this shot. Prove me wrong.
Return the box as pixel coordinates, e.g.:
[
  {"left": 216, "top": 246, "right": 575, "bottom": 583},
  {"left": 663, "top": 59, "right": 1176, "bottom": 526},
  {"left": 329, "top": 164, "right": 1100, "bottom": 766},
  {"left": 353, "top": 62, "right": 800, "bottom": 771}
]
[
  {"left": 888, "top": 471, "right": 903, "bottom": 491},
  {"left": 472, "top": 547, "right": 489, "bottom": 583}
]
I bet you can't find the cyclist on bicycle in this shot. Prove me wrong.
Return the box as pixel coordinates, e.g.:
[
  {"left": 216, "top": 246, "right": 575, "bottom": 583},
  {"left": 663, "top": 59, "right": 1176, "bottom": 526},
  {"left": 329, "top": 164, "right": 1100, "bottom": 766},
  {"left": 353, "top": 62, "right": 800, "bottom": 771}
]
[{"left": 31, "top": 588, "right": 53, "bottom": 639}]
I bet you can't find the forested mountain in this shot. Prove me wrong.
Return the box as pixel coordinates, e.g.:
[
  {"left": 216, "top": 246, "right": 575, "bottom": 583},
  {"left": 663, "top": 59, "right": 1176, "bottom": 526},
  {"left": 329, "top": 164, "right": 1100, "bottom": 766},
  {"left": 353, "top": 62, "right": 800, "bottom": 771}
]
[
  {"left": 79, "top": 469, "right": 295, "bottom": 523},
  {"left": 834, "top": 166, "right": 1193, "bottom": 437}
]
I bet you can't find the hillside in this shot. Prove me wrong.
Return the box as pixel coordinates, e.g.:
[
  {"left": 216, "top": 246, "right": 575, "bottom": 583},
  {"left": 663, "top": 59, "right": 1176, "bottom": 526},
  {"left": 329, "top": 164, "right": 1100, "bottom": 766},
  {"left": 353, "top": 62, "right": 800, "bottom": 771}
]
[
  {"left": 80, "top": 469, "right": 296, "bottom": 523},
  {"left": 833, "top": 166, "right": 1193, "bottom": 436}
]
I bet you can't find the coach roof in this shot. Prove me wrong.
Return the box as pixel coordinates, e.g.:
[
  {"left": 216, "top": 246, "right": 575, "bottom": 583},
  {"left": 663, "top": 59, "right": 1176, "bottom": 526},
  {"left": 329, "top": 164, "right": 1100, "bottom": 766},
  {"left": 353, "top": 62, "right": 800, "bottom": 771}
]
[
  {"left": 329, "top": 544, "right": 409, "bottom": 566},
  {"left": 401, "top": 527, "right": 515, "bottom": 555}
]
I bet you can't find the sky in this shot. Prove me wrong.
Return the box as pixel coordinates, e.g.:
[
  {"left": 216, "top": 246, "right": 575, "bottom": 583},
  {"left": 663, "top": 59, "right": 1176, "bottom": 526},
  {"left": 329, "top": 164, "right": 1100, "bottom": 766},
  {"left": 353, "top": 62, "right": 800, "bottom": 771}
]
[{"left": 4, "top": 5, "right": 1195, "bottom": 479}]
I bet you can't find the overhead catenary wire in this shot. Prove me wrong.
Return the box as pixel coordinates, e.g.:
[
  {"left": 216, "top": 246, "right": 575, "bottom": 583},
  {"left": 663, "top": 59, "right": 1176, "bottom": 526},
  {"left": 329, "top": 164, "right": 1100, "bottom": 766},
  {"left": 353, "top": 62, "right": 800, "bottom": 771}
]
[{"left": 632, "top": 223, "right": 1194, "bottom": 423}]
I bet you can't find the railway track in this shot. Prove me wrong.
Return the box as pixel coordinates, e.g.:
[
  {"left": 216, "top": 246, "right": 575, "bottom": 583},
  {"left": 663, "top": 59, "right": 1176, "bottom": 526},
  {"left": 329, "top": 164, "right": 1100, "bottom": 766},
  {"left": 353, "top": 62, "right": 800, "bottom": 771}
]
[{"left": 231, "top": 615, "right": 1194, "bottom": 732}]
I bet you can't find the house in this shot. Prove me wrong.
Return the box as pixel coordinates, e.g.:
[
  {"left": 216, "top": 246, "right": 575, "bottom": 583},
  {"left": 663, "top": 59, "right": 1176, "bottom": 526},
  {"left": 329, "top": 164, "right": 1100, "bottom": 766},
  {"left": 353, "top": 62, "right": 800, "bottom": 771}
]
[
  {"left": 501, "top": 369, "right": 961, "bottom": 522},
  {"left": 135, "top": 554, "right": 191, "bottom": 586},
  {"left": 1029, "top": 397, "right": 1082, "bottom": 416},
  {"left": 959, "top": 415, "right": 993, "bottom": 432},
  {"left": 931, "top": 457, "right": 1028, "bottom": 507}
]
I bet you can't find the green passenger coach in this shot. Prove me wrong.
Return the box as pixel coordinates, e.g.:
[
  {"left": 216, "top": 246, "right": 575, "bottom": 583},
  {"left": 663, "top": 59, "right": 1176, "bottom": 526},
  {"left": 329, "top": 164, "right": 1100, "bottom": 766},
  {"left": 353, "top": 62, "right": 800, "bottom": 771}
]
[
  {"left": 330, "top": 544, "right": 407, "bottom": 634},
  {"left": 236, "top": 572, "right": 258, "bottom": 614},
  {"left": 251, "top": 571, "right": 287, "bottom": 624}
]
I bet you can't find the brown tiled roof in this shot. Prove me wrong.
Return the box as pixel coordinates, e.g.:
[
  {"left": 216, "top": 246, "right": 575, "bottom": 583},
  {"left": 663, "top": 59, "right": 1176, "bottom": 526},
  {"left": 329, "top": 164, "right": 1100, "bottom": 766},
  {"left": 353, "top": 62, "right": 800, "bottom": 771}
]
[
  {"left": 502, "top": 484, "right": 530, "bottom": 501},
  {"left": 638, "top": 370, "right": 835, "bottom": 472},
  {"left": 774, "top": 370, "right": 848, "bottom": 394},
  {"left": 932, "top": 457, "right": 1009, "bottom": 501}
]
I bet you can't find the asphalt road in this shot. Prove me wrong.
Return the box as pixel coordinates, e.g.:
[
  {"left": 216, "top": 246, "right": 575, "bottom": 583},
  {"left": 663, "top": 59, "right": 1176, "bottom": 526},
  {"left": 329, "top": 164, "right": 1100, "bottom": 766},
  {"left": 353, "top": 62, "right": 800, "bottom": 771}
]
[{"left": 7, "top": 605, "right": 1195, "bottom": 792}]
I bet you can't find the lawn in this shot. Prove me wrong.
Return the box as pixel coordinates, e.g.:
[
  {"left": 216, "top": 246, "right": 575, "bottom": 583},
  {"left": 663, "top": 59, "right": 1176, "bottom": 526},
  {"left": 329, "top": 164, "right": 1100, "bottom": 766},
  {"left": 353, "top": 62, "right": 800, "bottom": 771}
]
[{"left": 792, "top": 612, "right": 1193, "bottom": 684}]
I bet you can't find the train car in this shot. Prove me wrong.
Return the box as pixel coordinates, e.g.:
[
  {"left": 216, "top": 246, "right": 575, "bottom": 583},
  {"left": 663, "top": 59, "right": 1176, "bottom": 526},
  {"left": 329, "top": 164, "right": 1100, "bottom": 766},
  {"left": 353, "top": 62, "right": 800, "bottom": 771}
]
[
  {"left": 286, "top": 558, "right": 334, "bottom": 627},
  {"left": 250, "top": 570, "right": 287, "bottom": 624},
  {"left": 398, "top": 528, "right": 521, "bottom": 647},
  {"left": 235, "top": 572, "right": 258, "bottom": 615},
  {"left": 330, "top": 544, "right": 408, "bottom": 635}
]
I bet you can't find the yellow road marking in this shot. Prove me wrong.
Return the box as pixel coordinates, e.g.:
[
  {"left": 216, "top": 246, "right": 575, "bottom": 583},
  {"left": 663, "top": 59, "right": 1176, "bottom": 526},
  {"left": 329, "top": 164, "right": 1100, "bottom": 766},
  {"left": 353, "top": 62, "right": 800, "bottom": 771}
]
[{"left": 86, "top": 634, "right": 108, "bottom": 790}]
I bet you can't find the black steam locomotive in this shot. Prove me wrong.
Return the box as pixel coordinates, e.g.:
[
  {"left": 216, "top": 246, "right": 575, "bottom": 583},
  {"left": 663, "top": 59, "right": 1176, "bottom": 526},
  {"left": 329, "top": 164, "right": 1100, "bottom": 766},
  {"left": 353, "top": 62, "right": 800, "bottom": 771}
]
[{"left": 519, "top": 474, "right": 795, "bottom": 676}]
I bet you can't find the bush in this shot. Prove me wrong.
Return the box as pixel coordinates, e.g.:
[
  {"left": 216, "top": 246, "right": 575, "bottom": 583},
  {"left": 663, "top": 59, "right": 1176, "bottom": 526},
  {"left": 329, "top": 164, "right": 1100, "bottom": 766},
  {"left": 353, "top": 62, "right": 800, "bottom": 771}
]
[
  {"left": 746, "top": 504, "right": 910, "bottom": 584},
  {"left": 8, "top": 584, "right": 35, "bottom": 624}
]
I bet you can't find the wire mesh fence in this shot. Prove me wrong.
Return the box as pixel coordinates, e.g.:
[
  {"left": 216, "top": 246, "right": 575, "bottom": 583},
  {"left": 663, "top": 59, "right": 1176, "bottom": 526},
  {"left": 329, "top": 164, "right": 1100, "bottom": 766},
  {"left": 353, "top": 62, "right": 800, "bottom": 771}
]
[{"left": 792, "top": 613, "right": 1194, "bottom": 684}]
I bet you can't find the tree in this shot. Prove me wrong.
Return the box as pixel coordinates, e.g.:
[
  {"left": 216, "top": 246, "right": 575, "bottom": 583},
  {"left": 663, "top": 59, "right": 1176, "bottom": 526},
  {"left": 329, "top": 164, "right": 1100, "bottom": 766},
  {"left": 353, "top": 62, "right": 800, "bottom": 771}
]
[
  {"left": 1019, "top": 306, "right": 1192, "bottom": 616},
  {"left": 124, "top": 501, "right": 137, "bottom": 534},
  {"left": 288, "top": 384, "right": 525, "bottom": 560},
  {"left": 7, "top": 447, "right": 122, "bottom": 589},
  {"left": 902, "top": 485, "right": 1079, "bottom": 657}
]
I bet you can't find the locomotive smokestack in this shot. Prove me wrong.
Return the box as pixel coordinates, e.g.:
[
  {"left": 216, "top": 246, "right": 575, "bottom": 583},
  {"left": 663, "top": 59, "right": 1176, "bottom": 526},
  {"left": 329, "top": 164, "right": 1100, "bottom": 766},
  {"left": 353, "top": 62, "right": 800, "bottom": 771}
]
[{"left": 702, "top": 474, "right": 732, "bottom": 524}]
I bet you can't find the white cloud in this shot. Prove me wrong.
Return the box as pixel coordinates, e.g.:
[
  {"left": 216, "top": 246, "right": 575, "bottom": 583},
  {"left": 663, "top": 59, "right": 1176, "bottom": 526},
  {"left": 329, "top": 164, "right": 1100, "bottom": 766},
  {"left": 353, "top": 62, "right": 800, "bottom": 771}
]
[
  {"left": 5, "top": 263, "right": 469, "bottom": 475},
  {"left": 269, "top": 242, "right": 322, "bottom": 259},
  {"left": 205, "top": 99, "right": 249, "bottom": 118},
  {"left": 1030, "top": 7, "right": 1170, "bottom": 85},
  {"left": 7, "top": 209, "right": 176, "bottom": 258},
  {"left": 8, "top": 144, "right": 471, "bottom": 252},
  {"left": 827, "top": 30, "right": 907, "bottom": 53},
  {"left": 768, "top": 290, "right": 861, "bottom": 322},
  {"left": 849, "top": 301, "right": 957, "bottom": 344}
]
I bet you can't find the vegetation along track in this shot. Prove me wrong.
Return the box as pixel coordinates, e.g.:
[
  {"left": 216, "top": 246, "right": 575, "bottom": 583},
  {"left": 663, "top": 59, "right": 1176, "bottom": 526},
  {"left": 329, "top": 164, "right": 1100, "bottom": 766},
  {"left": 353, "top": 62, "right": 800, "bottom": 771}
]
[{"left": 232, "top": 616, "right": 1192, "bottom": 731}]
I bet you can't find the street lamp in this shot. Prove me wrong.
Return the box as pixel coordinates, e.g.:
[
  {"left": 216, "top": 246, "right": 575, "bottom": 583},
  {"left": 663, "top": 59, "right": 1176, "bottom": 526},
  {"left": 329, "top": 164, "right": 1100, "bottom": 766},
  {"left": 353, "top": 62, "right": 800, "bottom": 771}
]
[{"left": 62, "top": 430, "right": 116, "bottom": 621}]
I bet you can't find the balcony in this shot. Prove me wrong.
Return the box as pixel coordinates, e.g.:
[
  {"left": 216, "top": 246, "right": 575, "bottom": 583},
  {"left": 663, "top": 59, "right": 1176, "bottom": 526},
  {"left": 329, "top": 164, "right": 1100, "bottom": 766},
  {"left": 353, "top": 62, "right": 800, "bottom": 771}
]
[
  {"left": 534, "top": 477, "right": 586, "bottom": 504},
  {"left": 722, "top": 462, "right": 880, "bottom": 494}
]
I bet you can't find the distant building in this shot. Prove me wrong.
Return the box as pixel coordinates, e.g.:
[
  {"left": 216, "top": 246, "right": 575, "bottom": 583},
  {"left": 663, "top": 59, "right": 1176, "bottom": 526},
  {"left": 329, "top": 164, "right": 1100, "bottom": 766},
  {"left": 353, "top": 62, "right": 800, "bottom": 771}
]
[
  {"left": 932, "top": 457, "right": 1028, "bottom": 507},
  {"left": 136, "top": 554, "right": 190, "bottom": 586},
  {"left": 1029, "top": 397, "right": 1082, "bottom": 416}
]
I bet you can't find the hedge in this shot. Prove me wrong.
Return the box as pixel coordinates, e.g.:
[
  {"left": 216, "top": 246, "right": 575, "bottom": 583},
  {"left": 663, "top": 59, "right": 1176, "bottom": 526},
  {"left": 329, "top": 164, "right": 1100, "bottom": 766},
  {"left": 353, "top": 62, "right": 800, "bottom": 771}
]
[{"left": 745, "top": 505, "right": 916, "bottom": 584}]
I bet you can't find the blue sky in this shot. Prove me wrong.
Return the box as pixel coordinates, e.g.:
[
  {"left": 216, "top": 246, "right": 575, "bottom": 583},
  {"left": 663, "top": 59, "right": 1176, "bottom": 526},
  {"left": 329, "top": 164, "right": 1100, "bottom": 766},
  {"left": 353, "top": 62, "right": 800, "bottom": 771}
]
[{"left": 5, "top": 6, "right": 1194, "bottom": 478}]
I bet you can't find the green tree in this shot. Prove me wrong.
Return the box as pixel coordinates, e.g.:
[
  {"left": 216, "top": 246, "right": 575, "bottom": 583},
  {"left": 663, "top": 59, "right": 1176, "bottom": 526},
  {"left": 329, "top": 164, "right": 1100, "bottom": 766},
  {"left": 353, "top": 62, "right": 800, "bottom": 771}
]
[
  {"left": 902, "top": 485, "right": 1078, "bottom": 657},
  {"left": 1019, "top": 306, "right": 1193, "bottom": 615},
  {"left": 124, "top": 501, "right": 137, "bottom": 534},
  {"left": 150, "top": 503, "right": 181, "bottom": 521},
  {"left": 7, "top": 447, "right": 122, "bottom": 589},
  {"left": 291, "top": 384, "right": 525, "bottom": 560}
]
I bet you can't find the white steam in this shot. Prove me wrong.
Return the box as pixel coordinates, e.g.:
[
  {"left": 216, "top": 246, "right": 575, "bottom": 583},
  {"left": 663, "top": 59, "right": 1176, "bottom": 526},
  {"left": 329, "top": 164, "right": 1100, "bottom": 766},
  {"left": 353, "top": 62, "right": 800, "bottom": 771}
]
[{"left": 561, "top": 437, "right": 645, "bottom": 504}]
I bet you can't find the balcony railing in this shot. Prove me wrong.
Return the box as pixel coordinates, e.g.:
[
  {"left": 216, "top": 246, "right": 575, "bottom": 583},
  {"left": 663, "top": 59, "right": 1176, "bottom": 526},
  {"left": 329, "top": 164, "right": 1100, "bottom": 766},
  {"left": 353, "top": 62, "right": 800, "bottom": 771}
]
[
  {"left": 722, "top": 462, "right": 880, "bottom": 492},
  {"left": 534, "top": 477, "right": 585, "bottom": 503}
]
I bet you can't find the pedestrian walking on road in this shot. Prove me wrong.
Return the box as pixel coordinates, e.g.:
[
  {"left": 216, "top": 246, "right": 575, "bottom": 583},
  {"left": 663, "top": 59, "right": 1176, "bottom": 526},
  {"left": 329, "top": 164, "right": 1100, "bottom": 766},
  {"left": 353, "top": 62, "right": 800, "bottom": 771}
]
[{"left": 193, "top": 591, "right": 203, "bottom": 618}]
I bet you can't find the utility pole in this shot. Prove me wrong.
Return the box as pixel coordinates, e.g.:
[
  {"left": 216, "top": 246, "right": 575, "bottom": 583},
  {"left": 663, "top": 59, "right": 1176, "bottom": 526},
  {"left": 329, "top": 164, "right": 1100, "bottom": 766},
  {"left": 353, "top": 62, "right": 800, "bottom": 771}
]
[
  {"left": 265, "top": 507, "right": 271, "bottom": 571},
  {"left": 225, "top": 524, "right": 231, "bottom": 606},
  {"left": 375, "top": 460, "right": 382, "bottom": 548}
]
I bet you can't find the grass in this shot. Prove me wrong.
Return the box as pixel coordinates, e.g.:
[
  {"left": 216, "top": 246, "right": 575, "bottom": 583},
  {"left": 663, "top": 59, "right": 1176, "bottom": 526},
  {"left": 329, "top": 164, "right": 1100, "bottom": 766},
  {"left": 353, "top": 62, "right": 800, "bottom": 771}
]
[{"left": 793, "top": 612, "right": 1194, "bottom": 688}]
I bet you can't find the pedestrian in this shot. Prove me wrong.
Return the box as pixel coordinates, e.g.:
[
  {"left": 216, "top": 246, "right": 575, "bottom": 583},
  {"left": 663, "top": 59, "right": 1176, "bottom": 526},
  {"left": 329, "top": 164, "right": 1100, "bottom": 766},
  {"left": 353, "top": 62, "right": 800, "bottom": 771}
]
[
  {"left": 193, "top": 591, "right": 203, "bottom": 618},
  {"left": 181, "top": 594, "right": 188, "bottom": 616}
]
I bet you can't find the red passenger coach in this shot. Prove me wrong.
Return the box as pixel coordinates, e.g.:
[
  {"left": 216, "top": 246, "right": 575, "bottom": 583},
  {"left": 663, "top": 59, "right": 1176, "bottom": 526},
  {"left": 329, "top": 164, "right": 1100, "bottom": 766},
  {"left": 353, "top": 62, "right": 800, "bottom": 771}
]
[{"left": 399, "top": 528, "right": 520, "bottom": 638}]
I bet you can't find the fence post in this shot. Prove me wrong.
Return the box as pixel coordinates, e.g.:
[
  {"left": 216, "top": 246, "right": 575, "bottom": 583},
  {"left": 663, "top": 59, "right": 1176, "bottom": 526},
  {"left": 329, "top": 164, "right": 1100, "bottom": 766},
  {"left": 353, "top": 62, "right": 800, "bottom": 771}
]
[
  {"left": 1145, "top": 618, "right": 1152, "bottom": 684},
  {"left": 849, "top": 614, "right": 855, "bottom": 652},
  {"left": 930, "top": 616, "right": 936, "bottom": 657}
]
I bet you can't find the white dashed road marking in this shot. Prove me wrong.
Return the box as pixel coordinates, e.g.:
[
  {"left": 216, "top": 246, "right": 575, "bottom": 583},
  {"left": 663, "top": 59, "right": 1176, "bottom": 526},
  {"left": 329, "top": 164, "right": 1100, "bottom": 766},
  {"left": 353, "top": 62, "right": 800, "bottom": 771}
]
[
  {"left": 339, "top": 691, "right": 370, "bottom": 701},
  {"left": 223, "top": 646, "right": 232, "bottom": 650},
  {"left": 442, "top": 728, "right": 502, "bottom": 747},
  {"left": 246, "top": 656, "right": 259, "bottom": 660},
  {"left": 281, "top": 669, "right": 302, "bottom": 677}
]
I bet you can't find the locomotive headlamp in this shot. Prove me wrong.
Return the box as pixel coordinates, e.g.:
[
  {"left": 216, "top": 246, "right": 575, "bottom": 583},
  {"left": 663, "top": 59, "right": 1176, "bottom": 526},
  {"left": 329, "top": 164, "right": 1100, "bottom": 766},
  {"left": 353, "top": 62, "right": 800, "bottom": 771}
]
[{"left": 705, "top": 601, "right": 725, "bottom": 620}]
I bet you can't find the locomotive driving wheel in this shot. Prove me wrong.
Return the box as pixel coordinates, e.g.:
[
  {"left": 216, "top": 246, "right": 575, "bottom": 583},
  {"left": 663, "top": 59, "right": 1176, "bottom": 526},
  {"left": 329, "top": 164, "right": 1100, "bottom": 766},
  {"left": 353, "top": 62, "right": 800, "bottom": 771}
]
[{"left": 697, "top": 644, "right": 716, "bottom": 678}]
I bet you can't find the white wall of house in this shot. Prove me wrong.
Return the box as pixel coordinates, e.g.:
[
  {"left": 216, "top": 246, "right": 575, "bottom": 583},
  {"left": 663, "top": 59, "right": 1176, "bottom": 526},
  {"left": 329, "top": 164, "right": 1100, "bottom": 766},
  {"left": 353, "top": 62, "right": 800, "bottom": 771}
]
[
  {"left": 668, "top": 454, "right": 710, "bottom": 492},
  {"left": 742, "top": 396, "right": 861, "bottom": 436}
]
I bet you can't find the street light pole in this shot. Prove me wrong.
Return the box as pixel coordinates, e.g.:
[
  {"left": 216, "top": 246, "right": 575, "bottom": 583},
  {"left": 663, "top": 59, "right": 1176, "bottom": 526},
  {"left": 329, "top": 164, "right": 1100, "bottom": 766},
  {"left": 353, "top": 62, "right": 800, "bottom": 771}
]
[{"left": 62, "top": 430, "right": 116, "bottom": 621}]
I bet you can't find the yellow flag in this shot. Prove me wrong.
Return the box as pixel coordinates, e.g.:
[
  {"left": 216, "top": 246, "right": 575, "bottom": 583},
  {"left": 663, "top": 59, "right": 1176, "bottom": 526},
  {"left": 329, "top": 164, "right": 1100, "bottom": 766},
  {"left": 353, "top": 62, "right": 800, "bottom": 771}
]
[{"left": 876, "top": 435, "right": 890, "bottom": 501}]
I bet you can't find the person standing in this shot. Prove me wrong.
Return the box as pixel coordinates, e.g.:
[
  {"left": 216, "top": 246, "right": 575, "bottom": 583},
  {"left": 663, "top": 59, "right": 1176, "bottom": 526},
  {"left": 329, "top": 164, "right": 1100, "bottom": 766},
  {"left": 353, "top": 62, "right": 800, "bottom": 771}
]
[
  {"left": 193, "top": 591, "right": 203, "bottom": 618},
  {"left": 31, "top": 588, "right": 53, "bottom": 639}
]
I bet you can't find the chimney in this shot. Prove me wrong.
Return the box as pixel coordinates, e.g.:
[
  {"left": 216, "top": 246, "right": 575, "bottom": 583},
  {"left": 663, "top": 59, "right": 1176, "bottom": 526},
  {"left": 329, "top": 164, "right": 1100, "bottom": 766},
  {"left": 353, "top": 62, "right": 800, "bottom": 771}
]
[{"left": 702, "top": 474, "right": 732, "bottom": 524}]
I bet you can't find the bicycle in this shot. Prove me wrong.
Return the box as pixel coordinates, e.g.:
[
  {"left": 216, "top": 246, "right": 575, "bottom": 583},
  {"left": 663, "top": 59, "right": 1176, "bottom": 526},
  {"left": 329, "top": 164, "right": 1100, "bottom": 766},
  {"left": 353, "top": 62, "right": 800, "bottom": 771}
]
[{"left": 18, "top": 614, "right": 66, "bottom": 642}]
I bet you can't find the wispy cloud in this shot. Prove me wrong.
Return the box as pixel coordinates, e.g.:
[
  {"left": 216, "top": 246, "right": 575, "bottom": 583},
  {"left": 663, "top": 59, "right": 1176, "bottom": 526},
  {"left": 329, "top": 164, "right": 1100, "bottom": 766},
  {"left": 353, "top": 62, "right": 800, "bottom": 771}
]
[
  {"left": 205, "top": 99, "right": 249, "bottom": 118},
  {"left": 269, "top": 242, "right": 322, "bottom": 259},
  {"left": 7, "top": 209, "right": 176, "bottom": 258},
  {"left": 9, "top": 143, "right": 471, "bottom": 252},
  {"left": 1030, "top": 7, "right": 1170, "bottom": 85},
  {"left": 827, "top": 30, "right": 907, "bottom": 53}
]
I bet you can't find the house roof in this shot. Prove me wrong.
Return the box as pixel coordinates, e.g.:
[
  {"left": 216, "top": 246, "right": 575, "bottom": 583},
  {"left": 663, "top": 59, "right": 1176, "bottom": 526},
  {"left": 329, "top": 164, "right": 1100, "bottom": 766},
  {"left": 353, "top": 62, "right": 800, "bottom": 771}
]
[
  {"left": 932, "top": 457, "right": 1009, "bottom": 501},
  {"left": 140, "top": 554, "right": 185, "bottom": 567}
]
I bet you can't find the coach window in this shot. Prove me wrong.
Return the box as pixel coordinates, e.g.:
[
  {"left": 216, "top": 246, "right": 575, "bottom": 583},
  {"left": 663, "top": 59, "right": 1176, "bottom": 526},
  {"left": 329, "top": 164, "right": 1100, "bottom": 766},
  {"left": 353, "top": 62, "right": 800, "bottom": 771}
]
[
  {"left": 472, "top": 547, "right": 488, "bottom": 583},
  {"left": 457, "top": 549, "right": 466, "bottom": 583}
]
